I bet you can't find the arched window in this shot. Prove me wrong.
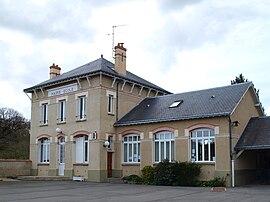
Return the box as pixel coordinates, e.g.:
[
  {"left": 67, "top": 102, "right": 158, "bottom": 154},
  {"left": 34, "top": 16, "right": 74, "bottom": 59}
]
[
  {"left": 190, "top": 128, "right": 215, "bottom": 162},
  {"left": 75, "top": 135, "right": 89, "bottom": 163},
  {"left": 38, "top": 138, "right": 50, "bottom": 163},
  {"left": 154, "top": 131, "right": 174, "bottom": 163},
  {"left": 123, "top": 134, "right": 140, "bottom": 163}
]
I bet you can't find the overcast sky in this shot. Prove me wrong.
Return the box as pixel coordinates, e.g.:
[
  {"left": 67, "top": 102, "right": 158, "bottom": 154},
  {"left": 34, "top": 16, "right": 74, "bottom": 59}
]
[{"left": 1, "top": 0, "right": 270, "bottom": 119}]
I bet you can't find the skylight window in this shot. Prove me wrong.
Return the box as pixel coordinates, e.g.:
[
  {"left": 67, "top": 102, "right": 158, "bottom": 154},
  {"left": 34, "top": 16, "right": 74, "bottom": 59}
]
[{"left": 169, "top": 100, "right": 183, "bottom": 108}]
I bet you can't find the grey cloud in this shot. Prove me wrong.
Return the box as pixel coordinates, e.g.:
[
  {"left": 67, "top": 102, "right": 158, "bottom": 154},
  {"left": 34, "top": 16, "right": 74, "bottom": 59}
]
[
  {"left": 157, "top": 0, "right": 203, "bottom": 11},
  {"left": 0, "top": 0, "right": 97, "bottom": 42},
  {"left": 147, "top": 0, "right": 270, "bottom": 70}
]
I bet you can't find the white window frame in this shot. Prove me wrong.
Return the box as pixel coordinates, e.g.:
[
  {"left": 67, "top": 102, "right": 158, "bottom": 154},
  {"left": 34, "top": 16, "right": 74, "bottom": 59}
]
[
  {"left": 190, "top": 128, "right": 215, "bottom": 163},
  {"left": 108, "top": 94, "right": 114, "bottom": 114},
  {"left": 77, "top": 95, "right": 86, "bottom": 120},
  {"left": 40, "top": 103, "right": 48, "bottom": 125},
  {"left": 57, "top": 99, "right": 66, "bottom": 123},
  {"left": 154, "top": 131, "right": 174, "bottom": 163},
  {"left": 75, "top": 135, "right": 89, "bottom": 163},
  {"left": 38, "top": 138, "right": 50, "bottom": 163},
  {"left": 106, "top": 90, "right": 116, "bottom": 115},
  {"left": 122, "top": 134, "right": 140, "bottom": 163}
]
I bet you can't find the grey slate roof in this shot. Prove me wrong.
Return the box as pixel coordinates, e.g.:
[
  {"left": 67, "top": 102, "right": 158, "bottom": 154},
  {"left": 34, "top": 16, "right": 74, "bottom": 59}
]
[
  {"left": 23, "top": 56, "right": 170, "bottom": 94},
  {"left": 114, "top": 82, "right": 254, "bottom": 126},
  {"left": 235, "top": 116, "right": 270, "bottom": 151}
]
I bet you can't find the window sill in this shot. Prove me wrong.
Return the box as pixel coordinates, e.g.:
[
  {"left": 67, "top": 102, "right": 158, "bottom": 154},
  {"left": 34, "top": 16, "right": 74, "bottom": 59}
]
[
  {"left": 121, "top": 163, "right": 140, "bottom": 166},
  {"left": 37, "top": 163, "right": 50, "bottom": 166},
  {"left": 57, "top": 121, "right": 66, "bottom": 125},
  {"left": 39, "top": 124, "right": 48, "bottom": 127},
  {"left": 108, "top": 112, "right": 115, "bottom": 116},
  {"left": 193, "top": 161, "right": 215, "bottom": 165},
  {"left": 76, "top": 119, "right": 87, "bottom": 122},
  {"left": 73, "top": 163, "right": 89, "bottom": 166}
]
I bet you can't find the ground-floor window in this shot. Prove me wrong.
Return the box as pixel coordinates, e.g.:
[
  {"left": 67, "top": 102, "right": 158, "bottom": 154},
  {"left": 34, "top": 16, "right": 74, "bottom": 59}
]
[
  {"left": 123, "top": 134, "right": 140, "bottom": 163},
  {"left": 154, "top": 131, "right": 174, "bottom": 163},
  {"left": 75, "top": 135, "right": 89, "bottom": 163},
  {"left": 38, "top": 138, "right": 50, "bottom": 163},
  {"left": 191, "top": 128, "right": 215, "bottom": 162}
]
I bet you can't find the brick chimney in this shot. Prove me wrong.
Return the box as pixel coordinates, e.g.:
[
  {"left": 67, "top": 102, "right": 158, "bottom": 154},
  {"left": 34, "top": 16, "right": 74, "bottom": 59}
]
[
  {"left": 49, "top": 63, "right": 61, "bottom": 79},
  {"left": 114, "top": 43, "right": 127, "bottom": 75}
]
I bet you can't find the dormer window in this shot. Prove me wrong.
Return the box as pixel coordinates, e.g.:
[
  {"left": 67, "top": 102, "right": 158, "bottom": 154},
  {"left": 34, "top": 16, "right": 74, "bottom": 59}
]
[{"left": 169, "top": 100, "right": 183, "bottom": 108}]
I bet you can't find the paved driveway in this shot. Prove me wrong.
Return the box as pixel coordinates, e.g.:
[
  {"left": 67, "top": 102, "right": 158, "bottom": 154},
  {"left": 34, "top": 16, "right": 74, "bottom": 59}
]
[{"left": 0, "top": 181, "right": 269, "bottom": 202}]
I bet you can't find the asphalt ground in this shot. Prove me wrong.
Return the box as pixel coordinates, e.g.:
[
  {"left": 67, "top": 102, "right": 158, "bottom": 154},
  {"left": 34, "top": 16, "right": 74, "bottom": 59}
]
[{"left": 0, "top": 180, "right": 269, "bottom": 202}]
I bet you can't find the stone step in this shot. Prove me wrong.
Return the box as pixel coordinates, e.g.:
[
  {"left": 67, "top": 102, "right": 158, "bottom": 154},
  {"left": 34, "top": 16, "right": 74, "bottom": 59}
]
[
  {"left": 17, "top": 176, "right": 71, "bottom": 181},
  {"left": 107, "top": 177, "right": 124, "bottom": 184}
]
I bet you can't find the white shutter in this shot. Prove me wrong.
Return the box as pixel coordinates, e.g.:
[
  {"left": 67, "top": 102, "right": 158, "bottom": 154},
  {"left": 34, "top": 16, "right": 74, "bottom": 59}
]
[{"left": 76, "top": 137, "right": 83, "bottom": 163}]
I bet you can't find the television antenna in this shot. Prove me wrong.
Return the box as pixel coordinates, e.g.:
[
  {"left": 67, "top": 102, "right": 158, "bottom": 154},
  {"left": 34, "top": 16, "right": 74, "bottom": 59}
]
[{"left": 111, "top": 24, "right": 127, "bottom": 59}]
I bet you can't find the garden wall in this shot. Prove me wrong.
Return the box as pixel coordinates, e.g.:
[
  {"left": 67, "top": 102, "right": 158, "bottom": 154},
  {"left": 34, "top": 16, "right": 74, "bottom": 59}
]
[{"left": 0, "top": 159, "right": 31, "bottom": 177}]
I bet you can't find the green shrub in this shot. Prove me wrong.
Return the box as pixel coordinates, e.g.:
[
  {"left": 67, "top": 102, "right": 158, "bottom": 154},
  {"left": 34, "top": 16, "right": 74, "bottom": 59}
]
[
  {"left": 153, "top": 159, "right": 178, "bottom": 186},
  {"left": 197, "top": 177, "right": 226, "bottom": 187},
  {"left": 122, "top": 174, "right": 142, "bottom": 184},
  {"left": 141, "top": 165, "right": 154, "bottom": 184},
  {"left": 152, "top": 160, "right": 201, "bottom": 186},
  {"left": 175, "top": 162, "right": 201, "bottom": 186}
]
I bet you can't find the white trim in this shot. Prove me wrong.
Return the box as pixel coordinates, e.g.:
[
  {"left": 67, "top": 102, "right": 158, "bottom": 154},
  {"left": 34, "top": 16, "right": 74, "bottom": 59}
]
[
  {"left": 75, "top": 92, "right": 88, "bottom": 99},
  {"left": 39, "top": 100, "right": 50, "bottom": 106},
  {"left": 185, "top": 129, "right": 189, "bottom": 136},
  {"left": 56, "top": 96, "right": 68, "bottom": 102},
  {"left": 174, "top": 129, "right": 179, "bottom": 137},
  {"left": 106, "top": 90, "right": 116, "bottom": 98},
  {"left": 149, "top": 132, "right": 153, "bottom": 139},
  {"left": 140, "top": 132, "right": 144, "bottom": 140}
]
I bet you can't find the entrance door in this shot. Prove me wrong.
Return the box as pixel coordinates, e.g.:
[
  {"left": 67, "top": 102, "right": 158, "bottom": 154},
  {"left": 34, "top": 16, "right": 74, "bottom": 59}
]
[
  {"left": 58, "top": 137, "right": 65, "bottom": 176},
  {"left": 107, "top": 152, "right": 112, "bottom": 177}
]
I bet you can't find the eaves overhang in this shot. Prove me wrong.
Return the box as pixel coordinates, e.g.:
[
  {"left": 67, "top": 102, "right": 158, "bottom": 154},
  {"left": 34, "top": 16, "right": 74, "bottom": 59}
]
[
  {"left": 114, "top": 112, "right": 230, "bottom": 127},
  {"left": 23, "top": 70, "right": 171, "bottom": 94},
  {"left": 235, "top": 145, "right": 270, "bottom": 151}
]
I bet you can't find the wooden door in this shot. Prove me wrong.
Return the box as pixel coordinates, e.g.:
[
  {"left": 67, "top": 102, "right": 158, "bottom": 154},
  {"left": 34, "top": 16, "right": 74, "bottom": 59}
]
[{"left": 107, "top": 152, "right": 112, "bottom": 177}]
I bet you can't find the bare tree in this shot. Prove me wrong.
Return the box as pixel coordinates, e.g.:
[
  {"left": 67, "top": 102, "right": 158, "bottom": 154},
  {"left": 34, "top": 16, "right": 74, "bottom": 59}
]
[{"left": 0, "top": 107, "right": 30, "bottom": 159}]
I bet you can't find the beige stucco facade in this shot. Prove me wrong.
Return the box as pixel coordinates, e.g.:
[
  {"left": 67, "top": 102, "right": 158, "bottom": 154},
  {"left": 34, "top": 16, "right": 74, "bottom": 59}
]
[
  {"left": 29, "top": 72, "right": 165, "bottom": 182},
  {"left": 26, "top": 44, "right": 263, "bottom": 186}
]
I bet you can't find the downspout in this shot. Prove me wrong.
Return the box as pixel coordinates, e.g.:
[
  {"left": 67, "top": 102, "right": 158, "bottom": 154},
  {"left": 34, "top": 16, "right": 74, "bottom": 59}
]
[
  {"left": 229, "top": 116, "right": 235, "bottom": 187},
  {"left": 116, "top": 82, "right": 119, "bottom": 121}
]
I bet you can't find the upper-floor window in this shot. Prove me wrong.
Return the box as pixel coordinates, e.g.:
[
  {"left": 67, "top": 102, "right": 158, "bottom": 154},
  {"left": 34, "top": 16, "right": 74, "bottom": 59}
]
[
  {"left": 108, "top": 94, "right": 114, "bottom": 114},
  {"left": 38, "top": 138, "right": 50, "bottom": 163},
  {"left": 77, "top": 95, "right": 86, "bottom": 120},
  {"left": 57, "top": 99, "right": 66, "bottom": 123},
  {"left": 190, "top": 128, "right": 215, "bottom": 162},
  {"left": 75, "top": 135, "right": 89, "bottom": 163},
  {"left": 106, "top": 90, "right": 116, "bottom": 115},
  {"left": 123, "top": 134, "right": 140, "bottom": 163},
  {"left": 40, "top": 103, "right": 48, "bottom": 125},
  {"left": 154, "top": 131, "right": 174, "bottom": 163}
]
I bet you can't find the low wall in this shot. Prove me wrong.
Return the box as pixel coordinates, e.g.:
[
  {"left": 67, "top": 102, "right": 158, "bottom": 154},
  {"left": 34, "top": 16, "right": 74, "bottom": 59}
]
[{"left": 0, "top": 159, "right": 31, "bottom": 177}]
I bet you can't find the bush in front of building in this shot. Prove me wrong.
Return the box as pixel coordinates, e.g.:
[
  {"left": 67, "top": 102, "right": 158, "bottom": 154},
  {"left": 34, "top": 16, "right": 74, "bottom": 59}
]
[
  {"left": 197, "top": 177, "right": 226, "bottom": 187},
  {"left": 152, "top": 160, "right": 201, "bottom": 186},
  {"left": 141, "top": 165, "right": 154, "bottom": 185},
  {"left": 122, "top": 174, "right": 142, "bottom": 184},
  {"left": 174, "top": 161, "right": 201, "bottom": 186},
  {"left": 123, "top": 160, "right": 201, "bottom": 186},
  {"left": 152, "top": 159, "right": 178, "bottom": 186}
]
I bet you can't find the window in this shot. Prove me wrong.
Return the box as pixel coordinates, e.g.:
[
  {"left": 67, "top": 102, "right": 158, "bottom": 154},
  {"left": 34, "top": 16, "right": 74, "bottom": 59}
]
[
  {"left": 77, "top": 95, "right": 86, "bottom": 120},
  {"left": 75, "top": 135, "right": 89, "bottom": 163},
  {"left": 108, "top": 94, "right": 114, "bottom": 114},
  {"left": 190, "top": 128, "right": 215, "bottom": 162},
  {"left": 154, "top": 131, "right": 174, "bottom": 163},
  {"left": 38, "top": 138, "right": 50, "bottom": 163},
  {"left": 40, "top": 103, "right": 48, "bottom": 125},
  {"left": 59, "top": 137, "right": 65, "bottom": 164},
  {"left": 169, "top": 100, "right": 183, "bottom": 108},
  {"left": 57, "top": 99, "right": 66, "bottom": 123},
  {"left": 123, "top": 134, "right": 140, "bottom": 163}
]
